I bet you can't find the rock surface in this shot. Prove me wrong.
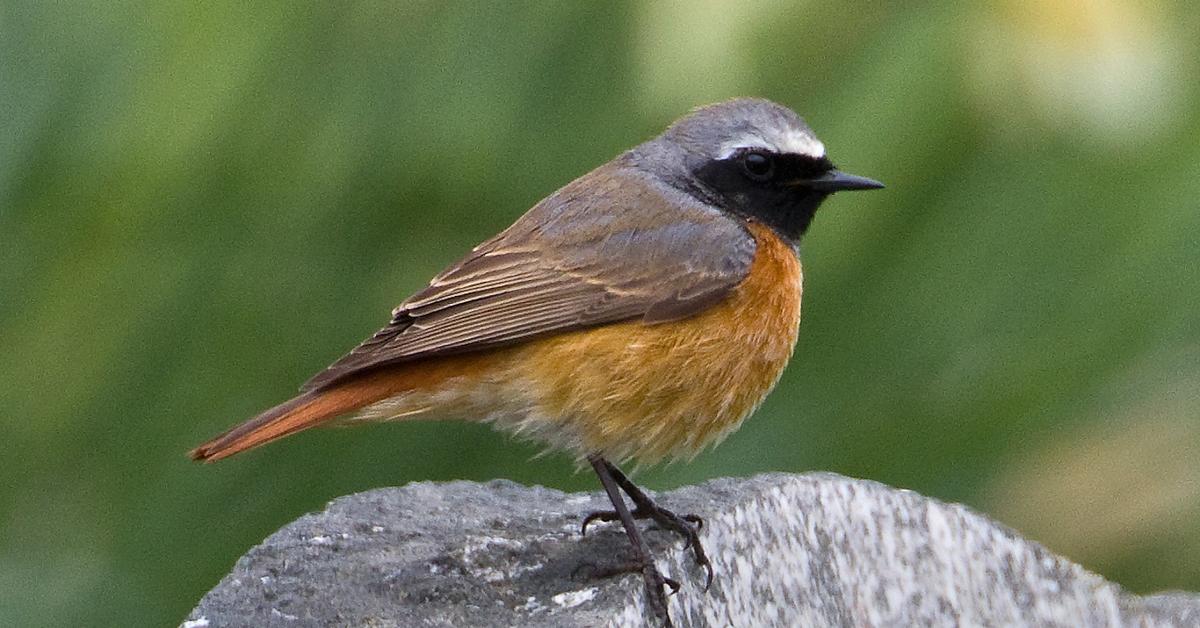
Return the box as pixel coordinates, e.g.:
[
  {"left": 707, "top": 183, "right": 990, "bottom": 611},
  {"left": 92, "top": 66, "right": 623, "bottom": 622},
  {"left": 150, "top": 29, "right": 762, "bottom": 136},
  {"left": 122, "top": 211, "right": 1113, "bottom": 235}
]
[{"left": 185, "top": 473, "right": 1200, "bottom": 627}]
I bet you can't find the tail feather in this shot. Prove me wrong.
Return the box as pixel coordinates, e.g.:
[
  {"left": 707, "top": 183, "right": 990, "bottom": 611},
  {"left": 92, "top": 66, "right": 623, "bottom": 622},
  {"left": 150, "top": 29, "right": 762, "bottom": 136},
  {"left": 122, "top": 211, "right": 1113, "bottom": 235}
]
[
  {"left": 189, "top": 371, "right": 401, "bottom": 462},
  {"left": 190, "top": 351, "right": 496, "bottom": 463}
]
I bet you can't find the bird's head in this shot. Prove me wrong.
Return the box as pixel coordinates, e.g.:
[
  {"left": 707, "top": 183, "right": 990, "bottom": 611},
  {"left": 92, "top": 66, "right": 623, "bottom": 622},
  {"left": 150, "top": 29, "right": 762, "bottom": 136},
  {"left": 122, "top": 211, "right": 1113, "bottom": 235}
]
[{"left": 639, "top": 98, "right": 883, "bottom": 241}]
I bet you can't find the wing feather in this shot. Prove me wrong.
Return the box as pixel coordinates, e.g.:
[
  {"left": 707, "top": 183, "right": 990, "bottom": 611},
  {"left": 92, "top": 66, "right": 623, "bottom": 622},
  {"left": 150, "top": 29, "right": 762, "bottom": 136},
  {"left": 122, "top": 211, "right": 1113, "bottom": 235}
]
[{"left": 301, "top": 161, "right": 757, "bottom": 392}]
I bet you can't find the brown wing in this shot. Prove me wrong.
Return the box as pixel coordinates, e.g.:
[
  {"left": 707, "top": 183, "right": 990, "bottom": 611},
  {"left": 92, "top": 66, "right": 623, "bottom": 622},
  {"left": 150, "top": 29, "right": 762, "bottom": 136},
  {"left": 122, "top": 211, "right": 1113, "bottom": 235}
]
[{"left": 300, "top": 161, "right": 757, "bottom": 392}]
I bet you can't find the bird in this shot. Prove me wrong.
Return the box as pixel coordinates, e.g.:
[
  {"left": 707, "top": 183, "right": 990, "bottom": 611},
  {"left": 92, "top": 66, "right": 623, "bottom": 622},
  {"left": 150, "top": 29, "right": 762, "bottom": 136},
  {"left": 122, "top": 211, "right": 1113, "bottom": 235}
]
[{"left": 190, "top": 97, "right": 882, "bottom": 626}]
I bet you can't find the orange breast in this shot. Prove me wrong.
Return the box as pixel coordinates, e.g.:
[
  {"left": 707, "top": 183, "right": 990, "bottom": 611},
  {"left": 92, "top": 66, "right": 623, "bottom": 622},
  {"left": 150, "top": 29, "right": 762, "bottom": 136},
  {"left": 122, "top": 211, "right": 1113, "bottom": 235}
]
[
  {"left": 354, "top": 222, "right": 803, "bottom": 464},
  {"left": 509, "top": 222, "right": 802, "bottom": 462}
]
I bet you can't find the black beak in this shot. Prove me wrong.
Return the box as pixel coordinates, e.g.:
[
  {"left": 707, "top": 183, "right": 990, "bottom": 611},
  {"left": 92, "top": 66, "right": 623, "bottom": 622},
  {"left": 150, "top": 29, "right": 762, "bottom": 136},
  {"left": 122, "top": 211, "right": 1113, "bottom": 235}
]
[{"left": 803, "top": 169, "right": 885, "bottom": 193}]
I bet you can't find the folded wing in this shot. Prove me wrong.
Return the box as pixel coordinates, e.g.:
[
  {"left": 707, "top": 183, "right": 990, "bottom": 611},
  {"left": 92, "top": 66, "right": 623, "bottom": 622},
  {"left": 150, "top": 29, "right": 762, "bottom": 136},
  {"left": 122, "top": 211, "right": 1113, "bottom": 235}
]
[{"left": 301, "top": 164, "right": 757, "bottom": 392}]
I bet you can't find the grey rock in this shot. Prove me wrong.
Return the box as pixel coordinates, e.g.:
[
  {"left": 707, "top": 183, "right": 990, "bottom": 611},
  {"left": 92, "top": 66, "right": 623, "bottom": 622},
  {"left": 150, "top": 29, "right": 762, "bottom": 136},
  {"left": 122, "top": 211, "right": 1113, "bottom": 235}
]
[{"left": 185, "top": 473, "right": 1200, "bottom": 627}]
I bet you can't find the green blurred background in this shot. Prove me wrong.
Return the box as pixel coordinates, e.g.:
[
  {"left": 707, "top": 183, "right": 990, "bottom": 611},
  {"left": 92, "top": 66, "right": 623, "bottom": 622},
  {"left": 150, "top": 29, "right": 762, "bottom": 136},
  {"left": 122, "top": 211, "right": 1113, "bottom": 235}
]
[{"left": 3, "top": 1, "right": 1198, "bottom": 625}]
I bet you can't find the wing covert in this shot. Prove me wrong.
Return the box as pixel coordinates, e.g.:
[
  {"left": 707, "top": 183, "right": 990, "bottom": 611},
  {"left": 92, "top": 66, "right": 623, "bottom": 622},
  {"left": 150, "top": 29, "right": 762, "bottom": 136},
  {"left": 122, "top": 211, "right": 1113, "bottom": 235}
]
[{"left": 301, "top": 163, "right": 757, "bottom": 392}]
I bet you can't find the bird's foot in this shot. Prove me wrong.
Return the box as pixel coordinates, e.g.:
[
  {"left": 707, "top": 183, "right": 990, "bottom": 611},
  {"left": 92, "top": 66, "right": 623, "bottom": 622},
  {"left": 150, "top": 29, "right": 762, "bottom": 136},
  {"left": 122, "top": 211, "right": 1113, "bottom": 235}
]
[
  {"left": 583, "top": 557, "right": 679, "bottom": 627},
  {"left": 582, "top": 504, "right": 713, "bottom": 591}
]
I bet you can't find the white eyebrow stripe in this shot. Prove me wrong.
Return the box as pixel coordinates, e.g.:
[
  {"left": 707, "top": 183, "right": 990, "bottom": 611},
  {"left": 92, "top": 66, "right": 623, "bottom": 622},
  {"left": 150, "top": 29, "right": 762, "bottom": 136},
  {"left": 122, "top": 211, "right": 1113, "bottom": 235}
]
[
  {"left": 716, "top": 129, "right": 826, "bottom": 160},
  {"left": 717, "top": 134, "right": 777, "bottom": 160},
  {"left": 778, "top": 129, "right": 825, "bottom": 158}
]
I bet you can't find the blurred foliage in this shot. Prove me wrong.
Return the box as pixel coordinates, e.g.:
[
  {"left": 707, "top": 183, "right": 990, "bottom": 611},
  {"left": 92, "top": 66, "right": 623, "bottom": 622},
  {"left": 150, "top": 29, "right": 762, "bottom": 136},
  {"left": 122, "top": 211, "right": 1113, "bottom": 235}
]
[{"left": 2, "top": 1, "right": 1199, "bottom": 626}]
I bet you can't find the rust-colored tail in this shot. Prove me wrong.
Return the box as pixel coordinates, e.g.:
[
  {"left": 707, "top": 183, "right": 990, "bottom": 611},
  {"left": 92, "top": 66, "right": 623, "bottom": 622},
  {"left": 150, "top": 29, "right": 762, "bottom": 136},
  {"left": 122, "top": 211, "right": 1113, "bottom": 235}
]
[{"left": 189, "top": 371, "right": 402, "bottom": 462}]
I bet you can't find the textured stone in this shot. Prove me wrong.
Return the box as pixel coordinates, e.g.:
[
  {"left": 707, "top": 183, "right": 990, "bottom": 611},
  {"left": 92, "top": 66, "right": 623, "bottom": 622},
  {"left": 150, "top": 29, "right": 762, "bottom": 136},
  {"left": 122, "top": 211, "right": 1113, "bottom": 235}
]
[{"left": 185, "top": 473, "right": 1200, "bottom": 627}]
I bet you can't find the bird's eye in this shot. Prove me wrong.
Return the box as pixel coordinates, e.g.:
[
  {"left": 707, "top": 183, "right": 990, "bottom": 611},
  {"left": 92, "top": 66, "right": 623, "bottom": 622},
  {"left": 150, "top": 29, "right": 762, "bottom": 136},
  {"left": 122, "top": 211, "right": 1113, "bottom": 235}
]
[{"left": 741, "top": 151, "right": 775, "bottom": 181}]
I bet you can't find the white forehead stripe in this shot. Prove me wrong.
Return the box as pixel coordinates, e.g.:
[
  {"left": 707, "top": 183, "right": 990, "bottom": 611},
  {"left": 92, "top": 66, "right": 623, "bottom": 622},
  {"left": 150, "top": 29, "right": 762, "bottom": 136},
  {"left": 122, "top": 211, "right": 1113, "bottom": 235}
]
[
  {"left": 716, "top": 129, "right": 826, "bottom": 160},
  {"left": 779, "top": 129, "right": 825, "bottom": 158}
]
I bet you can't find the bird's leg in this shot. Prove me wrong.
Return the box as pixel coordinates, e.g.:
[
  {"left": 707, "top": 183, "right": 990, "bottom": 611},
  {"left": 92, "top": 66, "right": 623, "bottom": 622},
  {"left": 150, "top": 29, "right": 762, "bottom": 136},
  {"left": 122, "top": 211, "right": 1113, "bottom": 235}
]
[
  {"left": 582, "top": 459, "right": 714, "bottom": 590},
  {"left": 587, "top": 454, "right": 676, "bottom": 627}
]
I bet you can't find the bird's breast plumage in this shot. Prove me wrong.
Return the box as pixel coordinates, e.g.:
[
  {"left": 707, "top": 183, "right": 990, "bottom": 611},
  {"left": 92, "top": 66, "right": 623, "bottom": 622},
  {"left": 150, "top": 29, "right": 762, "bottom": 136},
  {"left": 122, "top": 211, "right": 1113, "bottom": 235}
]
[
  {"left": 486, "top": 221, "right": 801, "bottom": 462},
  {"left": 353, "top": 221, "right": 802, "bottom": 464}
]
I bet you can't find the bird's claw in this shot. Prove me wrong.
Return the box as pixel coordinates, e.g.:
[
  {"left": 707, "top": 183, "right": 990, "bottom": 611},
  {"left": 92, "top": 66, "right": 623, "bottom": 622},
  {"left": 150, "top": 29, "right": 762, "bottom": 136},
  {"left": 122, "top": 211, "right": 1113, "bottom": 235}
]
[
  {"left": 579, "top": 505, "right": 714, "bottom": 592},
  {"left": 580, "top": 509, "right": 618, "bottom": 536}
]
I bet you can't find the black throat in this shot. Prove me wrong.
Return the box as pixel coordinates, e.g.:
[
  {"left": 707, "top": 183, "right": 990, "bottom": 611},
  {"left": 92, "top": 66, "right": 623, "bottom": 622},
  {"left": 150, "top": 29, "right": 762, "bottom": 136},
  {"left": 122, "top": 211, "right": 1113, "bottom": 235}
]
[{"left": 687, "top": 154, "right": 835, "bottom": 243}]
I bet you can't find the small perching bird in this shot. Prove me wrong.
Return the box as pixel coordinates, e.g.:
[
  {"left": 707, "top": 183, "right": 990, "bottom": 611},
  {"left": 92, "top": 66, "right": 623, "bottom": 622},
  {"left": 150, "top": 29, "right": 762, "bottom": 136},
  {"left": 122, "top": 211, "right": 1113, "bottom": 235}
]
[{"left": 191, "top": 98, "right": 882, "bottom": 626}]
